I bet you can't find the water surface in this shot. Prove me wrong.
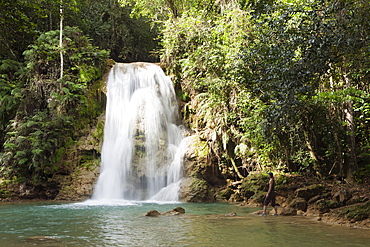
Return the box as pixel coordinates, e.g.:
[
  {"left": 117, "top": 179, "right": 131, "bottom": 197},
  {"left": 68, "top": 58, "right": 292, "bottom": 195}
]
[{"left": 0, "top": 201, "right": 368, "bottom": 246}]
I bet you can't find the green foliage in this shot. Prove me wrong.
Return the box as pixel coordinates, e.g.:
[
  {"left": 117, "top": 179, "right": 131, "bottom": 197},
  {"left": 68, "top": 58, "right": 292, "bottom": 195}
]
[
  {"left": 0, "top": 60, "right": 24, "bottom": 149},
  {"left": 0, "top": 27, "right": 108, "bottom": 184},
  {"left": 1, "top": 111, "right": 73, "bottom": 182},
  {"left": 160, "top": 4, "right": 265, "bottom": 174},
  {"left": 155, "top": 0, "right": 370, "bottom": 180},
  {"left": 79, "top": 0, "right": 160, "bottom": 62},
  {"left": 23, "top": 26, "right": 109, "bottom": 114},
  {"left": 240, "top": 173, "right": 269, "bottom": 194},
  {"left": 237, "top": 0, "right": 370, "bottom": 177},
  {"left": 0, "top": 0, "right": 83, "bottom": 61}
]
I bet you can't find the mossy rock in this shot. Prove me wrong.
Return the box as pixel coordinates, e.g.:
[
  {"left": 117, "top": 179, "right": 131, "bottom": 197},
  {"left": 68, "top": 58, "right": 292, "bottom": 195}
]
[
  {"left": 338, "top": 201, "right": 370, "bottom": 222},
  {"left": 274, "top": 174, "right": 293, "bottom": 189},
  {"left": 313, "top": 199, "right": 341, "bottom": 213},
  {"left": 240, "top": 173, "right": 269, "bottom": 196},
  {"left": 295, "top": 184, "right": 325, "bottom": 201},
  {"left": 229, "top": 192, "right": 244, "bottom": 202},
  {"left": 179, "top": 178, "right": 215, "bottom": 202},
  {"left": 250, "top": 191, "right": 266, "bottom": 204},
  {"left": 215, "top": 188, "right": 234, "bottom": 201},
  {"left": 186, "top": 135, "right": 210, "bottom": 160},
  {"left": 289, "top": 197, "right": 308, "bottom": 211}
]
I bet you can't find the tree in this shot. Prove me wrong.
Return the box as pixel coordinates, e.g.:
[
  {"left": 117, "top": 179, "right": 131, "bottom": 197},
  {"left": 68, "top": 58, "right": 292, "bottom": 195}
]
[
  {"left": 238, "top": 0, "right": 369, "bottom": 178},
  {"left": 60, "top": 0, "right": 64, "bottom": 79},
  {"left": 1, "top": 27, "right": 109, "bottom": 183}
]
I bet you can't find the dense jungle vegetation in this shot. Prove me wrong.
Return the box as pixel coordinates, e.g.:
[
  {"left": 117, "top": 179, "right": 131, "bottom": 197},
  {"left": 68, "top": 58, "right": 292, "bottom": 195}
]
[{"left": 0, "top": 0, "right": 369, "bottom": 192}]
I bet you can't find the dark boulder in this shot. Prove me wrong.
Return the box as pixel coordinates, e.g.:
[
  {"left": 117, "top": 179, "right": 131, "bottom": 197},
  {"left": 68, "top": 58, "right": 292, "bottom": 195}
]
[
  {"left": 279, "top": 208, "right": 297, "bottom": 216},
  {"left": 295, "top": 184, "right": 325, "bottom": 201},
  {"left": 289, "top": 197, "right": 308, "bottom": 211},
  {"left": 147, "top": 207, "right": 186, "bottom": 216},
  {"left": 145, "top": 210, "right": 161, "bottom": 217}
]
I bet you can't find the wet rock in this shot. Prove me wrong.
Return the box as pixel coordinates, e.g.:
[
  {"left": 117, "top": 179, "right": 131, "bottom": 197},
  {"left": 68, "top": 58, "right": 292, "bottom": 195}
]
[
  {"left": 145, "top": 210, "right": 161, "bottom": 217},
  {"left": 279, "top": 208, "right": 297, "bottom": 216},
  {"left": 243, "top": 190, "right": 255, "bottom": 199},
  {"left": 225, "top": 212, "right": 237, "bottom": 217},
  {"left": 312, "top": 199, "right": 341, "bottom": 214},
  {"left": 147, "top": 207, "right": 186, "bottom": 216},
  {"left": 162, "top": 207, "right": 186, "bottom": 215},
  {"left": 173, "top": 207, "right": 185, "bottom": 214},
  {"left": 229, "top": 192, "right": 244, "bottom": 202},
  {"left": 296, "top": 210, "right": 305, "bottom": 216}
]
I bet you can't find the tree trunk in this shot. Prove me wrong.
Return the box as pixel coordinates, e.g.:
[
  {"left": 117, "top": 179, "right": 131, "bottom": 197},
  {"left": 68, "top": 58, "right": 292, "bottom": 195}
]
[
  {"left": 303, "top": 130, "right": 320, "bottom": 176},
  {"left": 59, "top": 0, "right": 64, "bottom": 79},
  {"left": 343, "top": 71, "right": 357, "bottom": 180}
]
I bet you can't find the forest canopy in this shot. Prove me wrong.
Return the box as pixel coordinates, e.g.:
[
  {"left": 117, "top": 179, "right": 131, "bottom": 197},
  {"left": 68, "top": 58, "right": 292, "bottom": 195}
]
[
  {"left": 120, "top": 0, "right": 370, "bottom": 180},
  {"left": 0, "top": 0, "right": 369, "bottom": 186}
]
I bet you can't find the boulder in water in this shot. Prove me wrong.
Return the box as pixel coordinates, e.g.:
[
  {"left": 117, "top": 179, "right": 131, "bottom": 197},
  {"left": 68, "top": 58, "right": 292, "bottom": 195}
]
[
  {"left": 145, "top": 209, "right": 161, "bottom": 217},
  {"left": 162, "top": 207, "right": 186, "bottom": 216},
  {"left": 225, "top": 212, "right": 237, "bottom": 217},
  {"left": 146, "top": 207, "right": 185, "bottom": 216},
  {"left": 280, "top": 208, "right": 298, "bottom": 216}
]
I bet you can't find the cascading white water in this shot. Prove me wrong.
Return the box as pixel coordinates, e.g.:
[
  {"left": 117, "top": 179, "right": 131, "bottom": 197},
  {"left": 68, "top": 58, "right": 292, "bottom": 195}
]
[{"left": 92, "top": 62, "right": 185, "bottom": 202}]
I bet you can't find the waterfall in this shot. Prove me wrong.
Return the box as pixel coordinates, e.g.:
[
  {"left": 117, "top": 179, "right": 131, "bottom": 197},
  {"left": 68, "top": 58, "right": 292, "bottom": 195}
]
[{"left": 92, "top": 63, "right": 185, "bottom": 202}]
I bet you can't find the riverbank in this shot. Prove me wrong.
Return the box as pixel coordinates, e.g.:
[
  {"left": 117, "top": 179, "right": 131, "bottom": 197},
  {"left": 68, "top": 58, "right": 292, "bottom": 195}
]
[{"left": 236, "top": 174, "right": 370, "bottom": 229}]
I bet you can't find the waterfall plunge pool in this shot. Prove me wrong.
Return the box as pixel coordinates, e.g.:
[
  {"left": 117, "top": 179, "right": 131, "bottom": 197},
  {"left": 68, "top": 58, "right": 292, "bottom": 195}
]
[{"left": 1, "top": 201, "right": 369, "bottom": 246}]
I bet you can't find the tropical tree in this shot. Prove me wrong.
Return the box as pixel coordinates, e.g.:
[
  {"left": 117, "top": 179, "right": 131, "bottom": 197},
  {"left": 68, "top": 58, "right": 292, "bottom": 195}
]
[{"left": 1, "top": 27, "right": 109, "bottom": 183}]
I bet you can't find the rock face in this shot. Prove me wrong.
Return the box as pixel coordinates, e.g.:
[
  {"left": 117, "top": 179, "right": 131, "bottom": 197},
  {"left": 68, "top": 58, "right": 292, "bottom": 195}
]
[
  {"left": 179, "top": 135, "right": 225, "bottom": 202},
  {"left": 54, "top": 115, "right": 104, "bottom": 201},
  {"left": 179, "top": 177, "right": 215, "bottom": 202},
  {"left": 0, "top": 116, "right": 103, "bottom": 202}
]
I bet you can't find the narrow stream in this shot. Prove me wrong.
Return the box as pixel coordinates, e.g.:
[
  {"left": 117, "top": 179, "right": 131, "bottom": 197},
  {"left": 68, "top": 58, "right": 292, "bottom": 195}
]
[{"left": 1, "top": 201, "right": 368, "bottom": 246}]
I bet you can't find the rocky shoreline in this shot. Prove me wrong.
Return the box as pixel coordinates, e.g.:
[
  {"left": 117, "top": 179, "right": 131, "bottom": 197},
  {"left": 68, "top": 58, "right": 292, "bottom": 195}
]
[{"left": 234, "top": 174, "right": 370, "bottom": 229}]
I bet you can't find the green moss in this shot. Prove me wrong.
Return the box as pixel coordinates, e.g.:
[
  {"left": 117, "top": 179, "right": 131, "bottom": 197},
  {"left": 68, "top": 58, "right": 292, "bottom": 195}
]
[
  {"left": 0, "top": 190, "right": 10, "bottom": 198},
  {"left": 240, "top": 173, "right": 269, "bottom": 194},
  {"left": 51, "top": 147, "right": 65, "bottom": 165},
  {"left": 177, "top": 90, "right": 190, "bottom": 102},
  {"left": 339, "top": 201, "right": 370, "bottom": 221},
  {"left": 275, "top": 174, "right": 292, "bottom": 187},
  {"left": 314, "top": 199, "right": 341, "bottom": 213},
  {"left": 81, "top": 160, "right": 98, "bottom": 171},
  {"left": 192, "top": 138, "right": 210, "bottom": 159},
  {"left": 189, "top": 178, "right": 208, "bottom": 191},
  {"left": 215, "top": 187, "right": 234, "bottom": 201}
]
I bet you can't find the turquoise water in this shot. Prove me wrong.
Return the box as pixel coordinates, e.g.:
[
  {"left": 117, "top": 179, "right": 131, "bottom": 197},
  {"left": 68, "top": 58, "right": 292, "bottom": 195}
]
[{"left": 0, "top": 201, "right": 369, "bottom": 246}]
